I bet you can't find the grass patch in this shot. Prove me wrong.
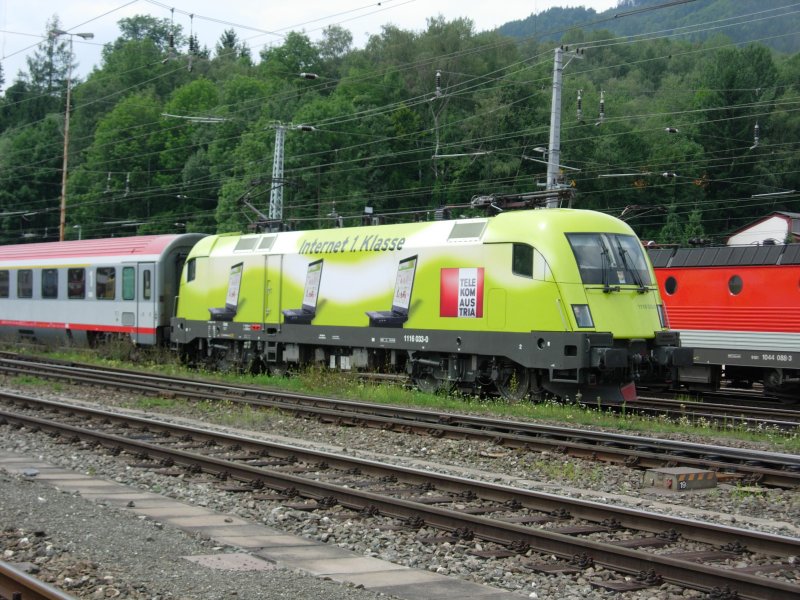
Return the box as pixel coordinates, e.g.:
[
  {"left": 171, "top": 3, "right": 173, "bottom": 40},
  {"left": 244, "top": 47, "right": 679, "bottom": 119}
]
[
  {"left": 128, "top": 396, "right": 182, "bottom": 411},
  {"left": 11, "top": 375, "right": 65, "bottom": 394}
]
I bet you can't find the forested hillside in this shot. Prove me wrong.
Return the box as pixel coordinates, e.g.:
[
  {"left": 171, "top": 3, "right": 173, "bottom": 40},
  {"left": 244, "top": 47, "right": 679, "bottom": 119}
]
[
  {"left": 0, "top": 5, "right": 798, "bottom": 245},
  {"left": 499, "top": 0, "right": 800, "bottom": 54}
]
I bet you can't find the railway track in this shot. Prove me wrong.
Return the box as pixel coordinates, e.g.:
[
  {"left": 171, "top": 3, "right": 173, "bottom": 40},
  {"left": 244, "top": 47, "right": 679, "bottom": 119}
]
[
  {"left": 1, "top": 355, "right": 798, "bottom": 488},
  {"left": 2, "top": 392, "right": 799, "bottom": 600},
  {"left": 0, "top": 559, "right": 76, "bottom": 600},
  {"left": 617, "top": 394, "right": 800, "bottom": 431}
]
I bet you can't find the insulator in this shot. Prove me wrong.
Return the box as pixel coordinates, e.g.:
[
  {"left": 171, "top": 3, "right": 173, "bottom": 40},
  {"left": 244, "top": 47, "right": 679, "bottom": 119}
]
[
  {"left": 665, "top": 127, "right": 679, "bottom": 133},
  {"left": 577, "top": 89, "right": 583, "bottom": 121},
  {"left": 598, "top": 90, "right": 605, "bottom": 124},
  {"left": 435, "top": 70, "right": 442, "bottom": 98},
  {"left": 168, "top": 33, "right": 174, "bottom": 49},
  {"left": 753, "top": 122, "right": 760, "bottom": 144},
  {"left": 299, "top": 72, "right": 318, "bottom": 79}
]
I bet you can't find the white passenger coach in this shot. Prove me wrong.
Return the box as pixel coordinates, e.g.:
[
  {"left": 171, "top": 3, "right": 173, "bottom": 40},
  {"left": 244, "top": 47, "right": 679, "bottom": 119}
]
[{"left": 0, "top": 234, "right": 205, "bottom": 347}]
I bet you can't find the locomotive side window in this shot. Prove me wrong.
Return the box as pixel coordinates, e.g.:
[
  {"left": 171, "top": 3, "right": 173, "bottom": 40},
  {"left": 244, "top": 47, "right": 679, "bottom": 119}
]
[
  {"left": 17, "top": 269, "right": 32, "bottom": 298},
  {"left": 68, "top": 269, "right": 86, "bottom": 299},
  {"left": 142, "top": 270, "right": 152, "bottom": 300},
  {"left": 122, "top": 267, "right": 135, "bottom": 301},
  {"left": 0, "top": 270, "right": 8, "bottom": 298},
  {"left": 41, "top": 269, "right": 58, "bottom": 299},
  {"left": 96, "top": 267, "right": 116, "bottom": 300},
  {"left": 512, "top": 244, "right": 533, "bottom": 278},
  {"left": 728, "top": 275, "right": 743, "bottom": 295},
  {"left": 186, "top": 258, "right": 196, "bottom": 282},
  {"left": 665, "top": 276, "right": 677, "bottom": 295}
]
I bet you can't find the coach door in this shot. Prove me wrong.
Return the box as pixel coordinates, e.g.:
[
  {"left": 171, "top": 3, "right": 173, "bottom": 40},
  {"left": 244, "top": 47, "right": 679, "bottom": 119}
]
[{"left": 136, "top": 262, "right": 157, "bottom": 344}]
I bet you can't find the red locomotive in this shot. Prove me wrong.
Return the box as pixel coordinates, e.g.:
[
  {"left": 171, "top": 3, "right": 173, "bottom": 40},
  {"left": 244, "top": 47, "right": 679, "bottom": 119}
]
[{"left": 648, "top": 243, "right": 800, "bottom": 401}]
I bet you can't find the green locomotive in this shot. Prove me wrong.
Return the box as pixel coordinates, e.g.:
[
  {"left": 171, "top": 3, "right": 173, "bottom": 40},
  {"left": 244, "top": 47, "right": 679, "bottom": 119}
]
[{"left": 171, "top": 209, "right": 691, "bottom": 401}]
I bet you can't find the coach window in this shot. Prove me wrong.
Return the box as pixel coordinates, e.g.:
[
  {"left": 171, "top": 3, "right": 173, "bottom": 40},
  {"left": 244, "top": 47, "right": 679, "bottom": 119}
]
[
  {"left": 68, "top": 268, "right": 86, "bottom": 299},
  {"left": 17, "top": 269, "right": 32, "bottom": 299},
  {"left": 728, "top": 275, "right": 743, "bottom": 295},
  {"left": 142, "top": 270, "right": 152, "bottom": 300},
  {"left": 96, "top": 267, "right": 116, "bottom": 300},
  {"left": 512, "top": 244, "right": 533, "bottom": 278},
  {"left": 122, "top": 267, "right": 135, "bottom": 301},
  {"left": 42, "top": 269, "right": 58, "bottom": 299},
  {"left": 0, "top": 270, "right": 8, "bottom": 298}
]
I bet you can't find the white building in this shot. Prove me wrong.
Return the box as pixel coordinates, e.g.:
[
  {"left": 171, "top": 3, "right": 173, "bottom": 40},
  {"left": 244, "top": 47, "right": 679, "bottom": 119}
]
[{"left": 726, "top": 211, "right": 800, "bottom": 246}]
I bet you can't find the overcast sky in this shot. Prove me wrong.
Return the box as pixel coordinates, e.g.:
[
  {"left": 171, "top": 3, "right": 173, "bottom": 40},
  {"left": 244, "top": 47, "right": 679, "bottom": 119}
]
[{"left": 1, "top": 0, "right": 619, "bottom": 84}]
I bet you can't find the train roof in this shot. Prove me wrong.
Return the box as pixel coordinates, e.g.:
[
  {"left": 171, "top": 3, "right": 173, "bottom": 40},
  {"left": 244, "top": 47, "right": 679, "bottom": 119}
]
[
  {"left": 648, "top": 243, "right": 800, "bottom": 268},
  {"left": 0, "top": 234, "right": 205, "bottom": 263},
  {"left": 190, "top": 209, "right": 634, "bottom": 259}
]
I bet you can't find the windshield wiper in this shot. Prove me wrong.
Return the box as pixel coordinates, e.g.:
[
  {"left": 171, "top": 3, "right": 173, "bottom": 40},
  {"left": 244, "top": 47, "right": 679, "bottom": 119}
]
[
  {"left": 616, "top": 241, "right": 648, "bottom": 293},
  {"left": 600, "top": 245, "right": 619, "bottom": 293}
]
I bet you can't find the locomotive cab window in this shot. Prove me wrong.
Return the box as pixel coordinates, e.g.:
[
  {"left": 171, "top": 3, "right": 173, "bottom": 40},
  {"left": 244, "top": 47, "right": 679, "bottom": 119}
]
[
  {"left": 68, "top": 268, "right": 86, "bottom": 299},
  {"left": 567, "top": 233, "right": 652, "bottom": 287},
  {"left": 96, "top": 267, "right": 116, "bottom": 300},
  {"left": 0, "top": 270, "right": 8, "bottom": 298},
  {"left": 512, "top": 244, "right": 534, "bottom": 278},
  {"left": 17, "top": 269, "right": 32, "bottom": 298},
  {"left": 42, "top": 269, "right": 58, "bottom": 299}
]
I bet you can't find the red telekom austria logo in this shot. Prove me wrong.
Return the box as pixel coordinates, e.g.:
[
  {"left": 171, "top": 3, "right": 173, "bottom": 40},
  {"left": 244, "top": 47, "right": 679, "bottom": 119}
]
[{"left": 440, "top": 268, "right": 484, "bottom": 318}]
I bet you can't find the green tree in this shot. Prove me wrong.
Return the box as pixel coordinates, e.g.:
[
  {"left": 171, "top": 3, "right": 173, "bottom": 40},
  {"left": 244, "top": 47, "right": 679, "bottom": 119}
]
[{"left": 69, "top": 91, "right": 165, "bottom": 237}]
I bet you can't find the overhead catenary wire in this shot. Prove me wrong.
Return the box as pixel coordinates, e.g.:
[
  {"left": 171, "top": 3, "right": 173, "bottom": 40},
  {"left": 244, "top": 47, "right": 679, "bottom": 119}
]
[{"left": 1, "top": 1, "right": 797, "bottom": 240}]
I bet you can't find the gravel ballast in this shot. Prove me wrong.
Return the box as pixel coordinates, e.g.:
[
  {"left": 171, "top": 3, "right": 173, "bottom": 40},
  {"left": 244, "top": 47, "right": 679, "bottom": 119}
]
[{"left": 1, "top": 375, "right": 798, "bottom": 599}]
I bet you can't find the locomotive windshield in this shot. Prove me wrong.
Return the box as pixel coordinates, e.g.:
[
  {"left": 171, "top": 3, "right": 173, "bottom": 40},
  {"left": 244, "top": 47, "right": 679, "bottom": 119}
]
[{"left": 567, "top": 233, "right": 652, "bottom": 289}]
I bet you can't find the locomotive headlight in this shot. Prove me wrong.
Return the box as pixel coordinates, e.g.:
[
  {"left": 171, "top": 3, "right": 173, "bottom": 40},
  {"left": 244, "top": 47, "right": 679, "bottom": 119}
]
[
  {"left": 657, "top": 304, "right": 669, "bottom": 328},
  {"left": 571, "top": 304, "right": 594, "bottom": 328}
]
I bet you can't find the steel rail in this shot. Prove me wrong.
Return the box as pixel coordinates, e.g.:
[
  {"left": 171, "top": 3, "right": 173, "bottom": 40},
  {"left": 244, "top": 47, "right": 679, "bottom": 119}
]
[
  {"left": 1, "top": 393, "right": 798, "bottom": 555},
  {"left": 618, "top": 395, "right": 800, "bottom": 430},
  {"left": 1, "top": 357, "right": 798, "bottom": 487},
  {"left": 1, "top": 401, "right": 798, "bottom": 600},
  {"left": 0, "top": 560, "right": 77, "bottom": 600}
]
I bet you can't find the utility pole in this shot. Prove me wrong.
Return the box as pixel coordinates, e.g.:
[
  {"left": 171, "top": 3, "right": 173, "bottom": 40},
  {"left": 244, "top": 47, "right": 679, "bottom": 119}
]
[
  {"left": 268, "top": 124, "right": 287, "bottom": 224},
  {"left": 546, "top": 46, "right": 582, "bottom": 208},
  {"left": 267, "top": 123, "right": 315, "bottom": 229},
  {"left": 50, "top": 29, "right": 94, "bottom": 241}
]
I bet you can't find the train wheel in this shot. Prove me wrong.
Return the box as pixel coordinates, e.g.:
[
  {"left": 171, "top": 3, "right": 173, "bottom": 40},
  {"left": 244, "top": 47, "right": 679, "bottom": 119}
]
[
  {"left": 267, "top": 362, "right": 289, "bottom": 377},
  {"left": 495, "top": 362, "right": 530, "bottom": 402},
  {"left": 528, "top": 371, "right": 546, "bottom": 402},
  {"left": 763, "top": 368, "right": 782, "bottom": 391},
  {"left": 413, "top": 373, "right": 455, "bottom": 394}
]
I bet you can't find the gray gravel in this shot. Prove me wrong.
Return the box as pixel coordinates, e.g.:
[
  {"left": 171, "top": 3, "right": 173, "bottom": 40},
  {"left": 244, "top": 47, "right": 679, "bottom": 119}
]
[
  {"left": 1, "top": 375, "right": 798, "bottom": 599},
  {"left": 0, "top": 472, "right": 393, "bottom": 600}
]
